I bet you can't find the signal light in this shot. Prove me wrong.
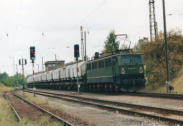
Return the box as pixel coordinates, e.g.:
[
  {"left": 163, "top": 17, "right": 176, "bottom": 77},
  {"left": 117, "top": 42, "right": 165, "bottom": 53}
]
[
  {"left": 30, "top": 46, "right": 35, "bottom": 60},
  {"left": 25, "top": 59, "right": 27, "bottom": 65},
  {"left": 74, "top": 44, "right": 80, "bottom": 59},
  {"left": 19, "top": 59, "right": 27, "bottom": 65}
]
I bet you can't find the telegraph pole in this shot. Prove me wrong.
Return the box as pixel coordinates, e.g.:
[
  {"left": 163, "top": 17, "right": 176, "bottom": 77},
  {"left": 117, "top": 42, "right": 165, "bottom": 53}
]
[
  {"left": 55, "top": 54, "right": 57, "bottom": 61},
  {"left": 42, "top": 57, "right": 44, "bottom": 71},
  {"left": 149, "top": 0, "right": 158, "bottom": 41},
  {"left": 162, "top": 0, "right": 170, "bottom": 93},
  {"left": 84, "top": 31, "right": 87, "bottom": 61},
  {"left": 16, "top": 64, "right": 18, "bottom": 87},
  {"left": 80, "top": 26, "right": 84, "bottom": 60},
  {"left": 37, "top": 64, "right": 39, "bottom": 73}
]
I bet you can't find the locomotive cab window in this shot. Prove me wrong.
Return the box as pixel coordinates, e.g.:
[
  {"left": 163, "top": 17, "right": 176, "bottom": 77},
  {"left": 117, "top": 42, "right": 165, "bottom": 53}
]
[
  {"left": 121, "top": 55, "right": 131, "bottom": 64},
  {"left": 121, "top": 55, "right": 143, "bottom": 64},
  {"left": 133, "top": 55, "right": 143, "bottom": 64}
]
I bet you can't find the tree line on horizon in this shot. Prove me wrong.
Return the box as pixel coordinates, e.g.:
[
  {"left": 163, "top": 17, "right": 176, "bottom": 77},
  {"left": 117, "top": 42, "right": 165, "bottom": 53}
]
[{"left": 0, "top": 72, "right": 25, "bottom": 87}]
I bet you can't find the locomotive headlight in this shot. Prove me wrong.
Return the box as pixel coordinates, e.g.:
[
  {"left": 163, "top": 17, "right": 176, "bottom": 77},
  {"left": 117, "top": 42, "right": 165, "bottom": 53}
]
[
  {"left": 139, "top": 66, "right": 143, "bottom": 73},
  {"left": 121, "top": 67, "right": 125, "bottom": 74}
]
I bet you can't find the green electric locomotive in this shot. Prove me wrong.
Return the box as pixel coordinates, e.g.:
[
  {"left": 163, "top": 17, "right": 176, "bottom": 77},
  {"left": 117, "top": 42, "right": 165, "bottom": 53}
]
[
  {"left": 27, "top": 49, "right": 145, "bottom": 93},
  {"left": 85, "top": 51, "right": 146, "bottom": 92}
]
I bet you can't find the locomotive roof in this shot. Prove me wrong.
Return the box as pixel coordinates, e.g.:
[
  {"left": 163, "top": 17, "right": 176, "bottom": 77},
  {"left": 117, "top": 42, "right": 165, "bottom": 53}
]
[{"left": 87, "top": 52, "right": 143, "bottom": 63}]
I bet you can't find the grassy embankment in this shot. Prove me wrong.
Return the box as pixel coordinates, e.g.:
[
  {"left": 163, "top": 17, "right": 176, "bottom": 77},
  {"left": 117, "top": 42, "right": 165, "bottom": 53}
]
[
  {"left": 147, "top": 66, "right": 183, "bottom": 93},
  {"left": 0, "top": 83, "right": 63, "bottom": 126},
  {"left": 135, "top": 30, "right": 183, "bottom": 93}
]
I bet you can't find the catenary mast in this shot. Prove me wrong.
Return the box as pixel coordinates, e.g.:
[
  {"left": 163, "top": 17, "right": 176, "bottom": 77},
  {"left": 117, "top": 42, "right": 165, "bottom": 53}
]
[{"left": 149, "top": 0, "right": 158, "bottom": 41}]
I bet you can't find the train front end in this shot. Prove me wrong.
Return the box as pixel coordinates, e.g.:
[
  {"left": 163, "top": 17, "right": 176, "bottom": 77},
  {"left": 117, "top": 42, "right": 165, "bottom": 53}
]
[{"left": 119, "top": 54, "right": 146, "bottom": 92}]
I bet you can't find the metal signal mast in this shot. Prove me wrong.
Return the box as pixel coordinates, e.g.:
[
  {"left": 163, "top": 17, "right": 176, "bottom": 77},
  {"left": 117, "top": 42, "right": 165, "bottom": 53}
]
[{"left": 149, "top": 0, "right": 158, "bottom": 41}]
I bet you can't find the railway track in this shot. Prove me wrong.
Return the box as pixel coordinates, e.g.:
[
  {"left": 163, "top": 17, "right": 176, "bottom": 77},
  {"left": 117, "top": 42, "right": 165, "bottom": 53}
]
[
  {"left": 25, "top": 89, "right": 183, "bottom": 125},
  {"left": 14, "top": 94, "right": 75, "bottom": 126},
  {"left": 3, "top": 92, "right": 22, "bottom": 121},
  {"left": 4, "top": 91, "right": 76, "bottom": 126},
  {"left": 28, "top": 88, "right": 183, "bottom": 100},
  {"left": 125, "top": 92, "right": 183, "bottom": 100}
]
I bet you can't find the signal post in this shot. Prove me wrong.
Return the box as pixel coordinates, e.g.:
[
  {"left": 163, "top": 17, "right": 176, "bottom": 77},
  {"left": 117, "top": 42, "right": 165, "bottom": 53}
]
[
  {"left": 19, "top": 59, "right": 27, "bottom": 89},
  {"left": 30, "top": 46, "right": 36, "bottom": 96},
  {"left": 74, "top": 44, "right": 80, "bottom": 94}
]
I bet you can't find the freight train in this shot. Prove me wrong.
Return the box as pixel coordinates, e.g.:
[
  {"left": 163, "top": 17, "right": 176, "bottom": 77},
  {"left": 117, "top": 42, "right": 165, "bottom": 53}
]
[{"left": 27, "top": 51, "right": 146, "bottom": 93}]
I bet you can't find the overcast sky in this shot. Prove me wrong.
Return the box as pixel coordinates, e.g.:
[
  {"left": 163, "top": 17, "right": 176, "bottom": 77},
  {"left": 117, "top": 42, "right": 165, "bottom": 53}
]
[{"left": 0, "top": 0, "right": 183, "bottom": 76}]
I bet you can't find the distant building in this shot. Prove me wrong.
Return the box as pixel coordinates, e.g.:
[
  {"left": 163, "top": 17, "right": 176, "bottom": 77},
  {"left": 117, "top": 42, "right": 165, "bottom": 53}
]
[{"left": 45, "top": 60, "right": 65, "bottom": 71}]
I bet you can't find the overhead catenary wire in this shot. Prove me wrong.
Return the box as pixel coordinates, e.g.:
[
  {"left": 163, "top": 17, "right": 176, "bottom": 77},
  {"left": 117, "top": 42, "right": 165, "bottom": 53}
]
[{"left": 79, "top": 0, "right": 108, "bottom": 25}]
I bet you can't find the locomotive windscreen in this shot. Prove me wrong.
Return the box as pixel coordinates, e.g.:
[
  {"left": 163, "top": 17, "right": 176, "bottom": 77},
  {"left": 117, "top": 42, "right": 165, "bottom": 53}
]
[
  {"left": 121, "top": 55, "right": 131, "bottom": 64},
  {"left": 133, "top": 55, "right": 143, "bottom": 64},
  {"left": 121, "top": 55, "right": 143, "bottom": 64}
]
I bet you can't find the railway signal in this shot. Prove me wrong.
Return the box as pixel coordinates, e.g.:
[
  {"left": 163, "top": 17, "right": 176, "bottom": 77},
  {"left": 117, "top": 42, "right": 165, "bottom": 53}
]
[
  {"left": 30, "top": 46, "right": 35, "bottom": 63},
  {"left": 74, "top": 44, "right": 80, "bottom": 94},
  {"left": 19, "top": 58, "right": 27, "bottom": 89},
  {"left": 30, "top": 46, "right": 36, "bottom": 96},
  {"left": 74, "top": 44, "right": 80, "bottom": 60}
]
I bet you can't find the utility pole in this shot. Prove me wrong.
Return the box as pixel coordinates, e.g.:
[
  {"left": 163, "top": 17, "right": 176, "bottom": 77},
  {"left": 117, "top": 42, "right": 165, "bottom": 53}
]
[
  {"left": 149, "top": 0, "right": 158, "bottom": 41},
  {"left": 84, "top": 31, "right": 87, "bottom": 61},
  {"left": 16, "top": 64, "right": 18, "bottom": 87},
  {"left": 162, "top": 0, "right": 170, "bottom": 94},
  {"left": 37, "top": 64, "right": 39, "bottom": 73},
  {"left": 80, "top": 26, "right": 84, "bottom": 60},
  {"left": 55, "top": 54, "right": 57, "bottom": 61},
  {"left": 42, "top": 57, "right": 44, "bottom": 71}
]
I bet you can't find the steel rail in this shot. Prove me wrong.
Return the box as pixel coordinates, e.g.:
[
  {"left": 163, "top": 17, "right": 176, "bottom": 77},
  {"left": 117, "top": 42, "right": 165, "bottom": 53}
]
[
  {"left": 27, "top": 88, "right": 183, "bottom": 100},
  {"left": 14, "top": 94, "right": 75, "bottom": 126},
  {"left": 25, "top": 89, "right": 183, "bottom": 125},
  {"left": 25, "top": 89, "right": 183, "bottom": 116},
  {"left": 125, "top": 92, "right": 183, "bottom": 100},
  {"left": 3, "top": 93, "right": 22, "bottom": 121}
]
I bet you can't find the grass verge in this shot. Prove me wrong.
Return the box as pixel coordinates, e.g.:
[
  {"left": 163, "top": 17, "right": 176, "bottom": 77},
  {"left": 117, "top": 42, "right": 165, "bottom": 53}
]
[{"left": 0, "top": 83, "right": 63, "bottom": 126}]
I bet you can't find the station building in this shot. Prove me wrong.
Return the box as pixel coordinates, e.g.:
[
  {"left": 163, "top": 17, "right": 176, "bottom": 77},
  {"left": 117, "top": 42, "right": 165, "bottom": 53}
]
[{"left": 45, "top": 60, "right": 65, "bottom": 71}]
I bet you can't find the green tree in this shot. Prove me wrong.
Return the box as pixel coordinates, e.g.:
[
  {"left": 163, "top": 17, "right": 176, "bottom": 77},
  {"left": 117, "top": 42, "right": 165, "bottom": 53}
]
[
  {"left": 0, "top": 73, "right": 26, "bottom": 87},
  {"left": 0, "top": 72, "right": 8, "bottom": 80},
  {"left": 103, "top": 30, "right": 119, "bottom": 53}
]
